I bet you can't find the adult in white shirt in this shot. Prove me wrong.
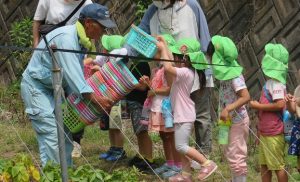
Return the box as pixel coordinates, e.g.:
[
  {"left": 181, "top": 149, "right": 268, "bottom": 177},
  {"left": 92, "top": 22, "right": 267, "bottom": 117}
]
[
  {"left": 33, "top": 0, "right": 93, "bottom": 47},
  {"left": 128, "top": 0, "right": 213, "bottom": 156}
]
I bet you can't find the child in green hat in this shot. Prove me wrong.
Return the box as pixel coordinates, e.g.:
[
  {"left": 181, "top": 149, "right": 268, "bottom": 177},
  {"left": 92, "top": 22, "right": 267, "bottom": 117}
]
[
  {"left": 139, "top": 34, "right": 182, "bottom": 179},
  {"left": 155, "top": 36, "right": 218, "bottom": 181},
  {"left": 91, "top": 34, "right": 128, "bottom": 162},
  {"left": 74, "top": 35, "right": 125, "bottom": 158},
  {"left": 250, "top": 43, "right": 289, "bottom": 182},
  {"left": 206, "top": 35, "right": 251, "bottom": 182},
  {"left": 84, "top": 34, "right": 126, "bottom": 75}
]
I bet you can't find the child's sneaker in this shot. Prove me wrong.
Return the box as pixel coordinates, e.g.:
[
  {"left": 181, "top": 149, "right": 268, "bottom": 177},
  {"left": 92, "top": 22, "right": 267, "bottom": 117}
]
[
  {"left": 99, "top": 147, "right": 115, "bottom": 159},
  {"left": 128, "top": 155, "right": 143, "bottom": 166},
  {"left": 161, "top": 166, "right": 181, "bottom": 179},
  {"left": 168, "top": 173, "right": 192, "bottom": 182},
  {"left": 154, "top": 163, "right": 170, "bottom": 174},
  {"left": 106, "top": 149, "right": 127, "bottom": 161},
  {"left": 72, "top": 141, "right": 81, "bottom": 158},
  {"left": 134, "top": 158, "right": 157, "bottom": 173},
  {"left": 198, "top": 161, "right": 218, "bottom": 181}
]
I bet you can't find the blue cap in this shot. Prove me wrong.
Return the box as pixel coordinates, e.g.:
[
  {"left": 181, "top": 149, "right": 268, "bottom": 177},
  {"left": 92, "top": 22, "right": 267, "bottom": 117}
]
[{"left": 80, "top": 3, "right": 116, "bottom": 28}]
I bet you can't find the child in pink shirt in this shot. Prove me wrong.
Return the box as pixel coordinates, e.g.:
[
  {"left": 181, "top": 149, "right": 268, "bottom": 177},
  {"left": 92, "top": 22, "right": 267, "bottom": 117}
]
[
  {"left": 140, "top": 65, "right": 182, "bottom": 178},
  {"left": 139, "top": 34, "right": 182, "bottom": 179},
  {"left": 156, "top": 36, "right": 218, "bottom": 182},
  {"left": 250, "top": 43, "right": 289, "bottom": 182}
]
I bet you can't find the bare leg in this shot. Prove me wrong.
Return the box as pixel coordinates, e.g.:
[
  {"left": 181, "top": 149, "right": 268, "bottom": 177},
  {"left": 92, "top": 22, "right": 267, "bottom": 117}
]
[
  {"left": 185, "top": 147, "right": 208, "bottom": 165},
  {"left": 108, "top": 129, "right": 115, "bottom": 147},
  {"left": 160, "top": 131, "right": 174, "bottom": 161},
  {"left": 181, "top": 154, "right": 192, "bottom": 173},
  {"left": 168, "top": 132, "right": 181, "bottom": 164},
  {"left": 261, "top": 165, "right": 272, "bottom": 182},
  {"left": 275, "top": 169, "right": 288, "bottom": 182},
  {"left": 111, "top": 129, "right": 124, "bottom": 148},
  {"left": 137, "top": 131, "right": 153, "bottom": 160}
]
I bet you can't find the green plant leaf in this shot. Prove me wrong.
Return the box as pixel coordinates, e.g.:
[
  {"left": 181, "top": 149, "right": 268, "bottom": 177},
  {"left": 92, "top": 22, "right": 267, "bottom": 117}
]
[
  {"left": 11, "top": 166, "right": 20, "bottom": 177},
  {"left": 70, "top": 176, "right": 81, "bottom": 182},
  {"left": 90, "top": 173, "right": 96, "bottom": 182},
  {"left": 45, "top": 171, "right": 54, "bottom": 181},
  {"left": 104, "top": 174, "right": 112, "bottom": 181},
  {"left": 95, "top": 172, "right": 103, "bottom": 180},
  {"left": 21, "top": 171, "right": 30, "bottom": 182},
  {"left": 9, "top": 17, "right": 33, "bottom": 48}
]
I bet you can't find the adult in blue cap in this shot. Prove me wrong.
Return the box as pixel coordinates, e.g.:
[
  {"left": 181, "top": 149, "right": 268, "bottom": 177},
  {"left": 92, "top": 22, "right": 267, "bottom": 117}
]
[{"left": 20, "top": 3, "right": 116, "bottom": 167}]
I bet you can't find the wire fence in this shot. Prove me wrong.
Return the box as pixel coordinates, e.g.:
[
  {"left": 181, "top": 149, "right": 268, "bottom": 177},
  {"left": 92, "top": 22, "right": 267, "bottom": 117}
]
[{"left": 0, "top": 44, "right": 300, "bottom": 181}]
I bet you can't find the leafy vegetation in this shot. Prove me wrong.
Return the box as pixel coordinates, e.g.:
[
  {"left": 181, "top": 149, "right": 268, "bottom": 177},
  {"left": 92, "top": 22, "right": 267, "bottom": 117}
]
[
  {"left": 8, "top": 17, "right": 33, "bottom": 78},
  {"left": 132, "top": 0, "right": 152, "bottom": 23},
  {"left": 9, "top": 17, "right": 33, "bottom": 48},
  {"left": 0, "top": 154, "right": 143, "bottom": 182},
  {"left": 0, "top": 154, "right": 40, "bottom": 182},
  {"left": 1, "top": 81, "right": 300, "bottom": 181}
]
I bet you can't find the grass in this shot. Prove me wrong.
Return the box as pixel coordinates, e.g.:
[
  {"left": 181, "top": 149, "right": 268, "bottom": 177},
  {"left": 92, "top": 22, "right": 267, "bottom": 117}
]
[
  {"left": 1, "top": 121, "right": 300, "bottom": 181},
  {"left": 1, "top": 82, "right": 300, "bottom": 181}
]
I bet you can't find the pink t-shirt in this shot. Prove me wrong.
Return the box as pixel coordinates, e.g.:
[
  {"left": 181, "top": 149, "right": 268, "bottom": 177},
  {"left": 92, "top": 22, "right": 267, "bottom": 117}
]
[
  {"left": 220, "top": 75, "right": 249, "bottom": 123},
  {"left": 170, "top": 67, "right": 195, "bottom": 123},
  {"left": 258, "top": 79, "right": 285, "bottom": 136}
]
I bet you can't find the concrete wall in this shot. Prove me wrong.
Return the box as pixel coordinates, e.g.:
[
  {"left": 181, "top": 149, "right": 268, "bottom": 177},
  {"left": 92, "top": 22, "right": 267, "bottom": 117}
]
[{"left": 200, "top": 0, "right": 300, "bottom": 97}]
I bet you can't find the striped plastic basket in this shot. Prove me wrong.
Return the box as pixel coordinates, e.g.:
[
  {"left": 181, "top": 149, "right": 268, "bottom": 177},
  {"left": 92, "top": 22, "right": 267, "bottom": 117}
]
[
  {"left": 62, "top": 102, "right": 87, "bottom": 133},
  {"left": 126, "top": 24, "right": 158, "bottom": 58},
  {"left": 63, "top": 60, "right": 138, "bottom": 130},
  {"left": 67, "top": 93, "right": 103, "bottom": 125}
]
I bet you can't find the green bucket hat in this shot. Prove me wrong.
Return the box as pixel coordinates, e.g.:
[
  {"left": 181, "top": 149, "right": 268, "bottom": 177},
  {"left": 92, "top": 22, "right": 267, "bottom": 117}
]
[
  {"left": 261, "top": 43, "right": 289, "bottom": 84},
  {"left": 101, "top": 35, "right": 125, "bottom": 52},
  {"left": 211, "top": 35, "right": 243, "bottom": 81},
  {"left": 169, "top": 38, "right": 208, "bottom": 70},
  {"left": 161, "top": 34, "right": 176, "bottom": 47}
]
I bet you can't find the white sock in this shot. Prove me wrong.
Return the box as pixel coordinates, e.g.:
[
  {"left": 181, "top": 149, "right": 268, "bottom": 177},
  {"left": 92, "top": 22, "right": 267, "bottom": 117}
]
[{"left": 232, "top": 175, "right": 246, "bottom": 182}]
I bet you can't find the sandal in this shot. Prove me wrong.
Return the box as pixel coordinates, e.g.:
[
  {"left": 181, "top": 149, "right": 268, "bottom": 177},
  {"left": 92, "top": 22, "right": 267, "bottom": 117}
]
[
  {"left": 168, "top": 173, "right": 192, "bottom": 182},
  {"left": 198, "top": 161, "right": 218, "bottom": 181}
]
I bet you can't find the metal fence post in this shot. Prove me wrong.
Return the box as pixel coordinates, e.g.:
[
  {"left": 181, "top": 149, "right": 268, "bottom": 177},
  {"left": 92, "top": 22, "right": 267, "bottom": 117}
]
[{"left": 42, "top": 35, "right": 68, "bottom": 182}]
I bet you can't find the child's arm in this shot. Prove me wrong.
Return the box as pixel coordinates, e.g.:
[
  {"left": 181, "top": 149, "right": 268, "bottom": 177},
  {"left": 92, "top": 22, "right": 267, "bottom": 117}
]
[
  {"left": 220, "top": 88, "right": 250, "bottom": 121},
  {"left": 136, "top": 75, "right": 150, "bottom": 91},
  {"left": 156, "top": 36, "right": 177, "bottom": 77},
  {"left": 139, "top": 75, "right": 170, "bottom": 96},
  {"left": 285, "top": 94, "right": 296, "bottom": 113},
  {"left": 135, "top": 82, "right": 149, "bottom": 91},
  {"left": 250, "top": 99, "right": 285, "bottom": 111},
  {"left": 84, "top": 57, "right": 94, "bottom": 65},
  {"left": 251, "top": 81, "right": 286, "bottom": 112},
  {"left": 147, "top": 86, "right": 170, "bottom": 97},
  {"left": 165, "top": 72, "right": 174, "bottom": 88}
]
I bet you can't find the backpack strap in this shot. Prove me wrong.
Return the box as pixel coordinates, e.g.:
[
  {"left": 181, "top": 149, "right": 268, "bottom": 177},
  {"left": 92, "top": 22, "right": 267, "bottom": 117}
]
[
  {"left": 263, "top": 85, "right": 273, "bottom": 103},
  {"left": 60, "top": 0, "right": 87, "bottom": 26},
  {"left": 263, "top": 84, "right": 284, "bottom": 120}
]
